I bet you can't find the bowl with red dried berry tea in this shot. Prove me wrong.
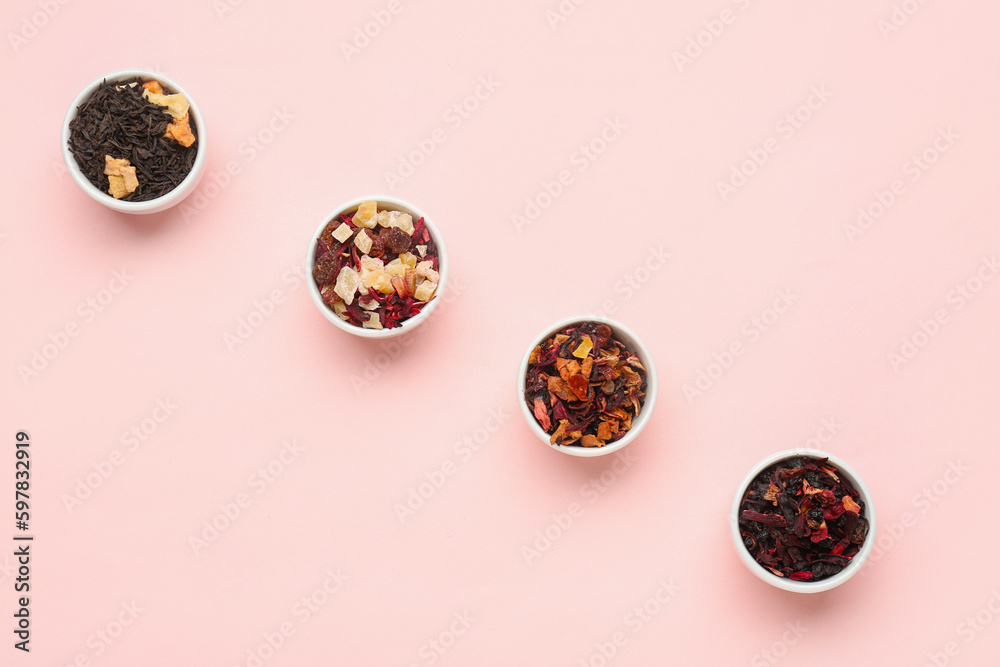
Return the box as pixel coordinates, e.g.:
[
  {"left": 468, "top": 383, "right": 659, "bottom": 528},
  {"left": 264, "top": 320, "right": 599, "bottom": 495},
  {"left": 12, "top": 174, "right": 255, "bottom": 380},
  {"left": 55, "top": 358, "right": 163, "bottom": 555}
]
[
  {"left": 518, "top": 317, "right": 657, "bottom": 457},
  {"left": 62, "top": 69, "right": 206, "bottom": 214},
  {"left": 307, "top": 197, "right": 449, "bottom": 338},
  {"left": 731, "top": 450, "right": 877, "bottom": 593}
]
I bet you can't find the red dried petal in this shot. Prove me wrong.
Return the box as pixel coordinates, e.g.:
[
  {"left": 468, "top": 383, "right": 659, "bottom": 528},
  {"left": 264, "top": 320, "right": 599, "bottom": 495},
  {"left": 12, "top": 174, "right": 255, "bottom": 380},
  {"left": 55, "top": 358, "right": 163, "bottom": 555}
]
[{"left": 533, "top": 398, "right": 551, "bottom": 431}]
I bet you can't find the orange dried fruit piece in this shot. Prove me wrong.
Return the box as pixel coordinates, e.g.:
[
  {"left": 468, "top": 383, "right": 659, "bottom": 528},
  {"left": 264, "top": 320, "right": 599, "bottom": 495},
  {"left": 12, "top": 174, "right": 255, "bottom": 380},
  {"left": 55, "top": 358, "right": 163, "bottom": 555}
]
[
  {"left": 107, "top": 176, "right": 128, "bottom": 199},
  {"left": 103, "top": 155, "right": 139, "bottom": 198},
  {"left": 580, "top": 435, "right": 604, "bottom": 448},
  {"left": 103, "top": 155, "right": 129, "bottom": 176},
  {"left": 596, "top": 421, "right": 615, "bottom": 441},
  {"left": 555, "top": 358, "right": 581, "bottom": 381},
  {"left": 164, "top": 112, "right": 196, "bottom": 147},
  {"left": 142, "top": 80, "right": 164, "bottom": 95},
  {"left": 547, "top": 375, "right": 572, "bottom": 401},
  {"left": 528, "top": 345, "right": 541, "bottom": 364},
  {"left": 843, "top": 496, "right": 861, "bottom": 515},
  {"left": 550, "top": 420, "right": 569, "bottom": 445}
]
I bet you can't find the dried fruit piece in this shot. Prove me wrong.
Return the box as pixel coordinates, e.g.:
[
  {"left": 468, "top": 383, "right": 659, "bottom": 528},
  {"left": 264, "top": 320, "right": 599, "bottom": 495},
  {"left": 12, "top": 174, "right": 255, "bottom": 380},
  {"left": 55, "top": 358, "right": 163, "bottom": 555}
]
[
  {"left": 163, "top": 112, "right": 196, "bottom": 147},
  {"left": 142, "top": 87, "right": 189, "bottom": 118},
  {"left": 353, "top": 200, "right": 378, "bottom": 228},
  {"left": 333, "top": 266, "right": 361, "bottom": 305},
  {"left": 597, "top": 421, "right": 614, "bottom": 441},
  {"left": 383, "top": 258, "right": 408, "bottom": 277},
  {"left": 331, "top": 223, "right": 353, "bottom": 243},
  {"left": 372, "top": 273, "right": 395, "bottom": 295},
  {"left": 572, "top": 336, "right": 594, "bottom": 359},
  {"left": 415, "top": 261, "right": 439, "bottom": 283},
  {"left": 413, "top": 280, "right": 437, "bottom": 302},
  {"left": 354, "top": 230, "right": 373, "bottom": 254},
  {"left": 390, "top": 275, "right": 410, "bottom": 298},
  {"left": 384, "top": 210, "right": 414, "bottom": 234},
  {"left": 567, "top": 374, "right": 589, "bottom": 401},
  {"left": 103, "top": 155, "right": 139, "bottom": 198},
  {"left": 362, "top": 312, "right": 383, "bottom": 329}
]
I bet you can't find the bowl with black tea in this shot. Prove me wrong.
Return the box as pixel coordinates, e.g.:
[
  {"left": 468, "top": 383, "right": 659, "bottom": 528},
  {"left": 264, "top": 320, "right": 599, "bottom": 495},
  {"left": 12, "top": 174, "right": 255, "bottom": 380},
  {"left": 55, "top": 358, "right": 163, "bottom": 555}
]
[
  {"left": 62, "top": 69, "right": 206, "bottom": 214},
  {"left": 730, "top": 449, "right": 877, "bottom": 593}
]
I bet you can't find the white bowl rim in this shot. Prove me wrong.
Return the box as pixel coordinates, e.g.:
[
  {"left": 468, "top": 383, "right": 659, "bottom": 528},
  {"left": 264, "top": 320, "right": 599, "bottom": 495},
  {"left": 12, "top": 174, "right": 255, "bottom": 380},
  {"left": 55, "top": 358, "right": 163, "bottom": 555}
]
[
  {"left": 61, "top": 68, "right": 207, "bottom": 214},
  {"left": 516, "top": 315, "right": 658, "bottom": 458},
  {"left": 305, "top": 195, "right": 450, "bottom": 339},
  {"left": 730, "top": 448, "right": 878, "bottom": 593}
]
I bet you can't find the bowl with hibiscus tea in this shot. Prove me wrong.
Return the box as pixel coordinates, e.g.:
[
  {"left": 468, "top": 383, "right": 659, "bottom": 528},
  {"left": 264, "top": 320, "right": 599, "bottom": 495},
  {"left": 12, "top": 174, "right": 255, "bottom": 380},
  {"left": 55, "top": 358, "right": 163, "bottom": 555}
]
[
  {"left": 518, "top": 317, "right": 657, "bottom": 457},
  {"left": 307, "top": 196, "right": 449, "bottom": 338},
  {"left": 62, "top": 69, "right": 206, "bottom": 214},
  {"left": 731, "top": 449, "right": 877, "bottom": 593}
]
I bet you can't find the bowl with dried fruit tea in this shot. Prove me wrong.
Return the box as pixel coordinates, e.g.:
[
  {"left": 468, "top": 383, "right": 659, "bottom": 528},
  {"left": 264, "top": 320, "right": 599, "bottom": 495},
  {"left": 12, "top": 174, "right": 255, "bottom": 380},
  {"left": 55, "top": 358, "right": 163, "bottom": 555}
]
[
  {"left": 518, "top": 317, "right": 657, "bottom": 457},
  {"left": 62, "top": 69, "right": 206, "bottom": 214},
  {"left": 307, "top": 197, "right": 449, "bottom": 338},
  {"left": 731, "top": 449, "right": 877, "bottom": 593}
]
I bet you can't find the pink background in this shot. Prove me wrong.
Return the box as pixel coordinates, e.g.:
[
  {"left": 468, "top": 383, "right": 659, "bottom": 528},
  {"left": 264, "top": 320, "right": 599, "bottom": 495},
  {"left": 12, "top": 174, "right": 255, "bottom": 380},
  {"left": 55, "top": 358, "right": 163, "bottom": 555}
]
[{"left": 2, "top": 0, "right": 999, "bottom": 665}]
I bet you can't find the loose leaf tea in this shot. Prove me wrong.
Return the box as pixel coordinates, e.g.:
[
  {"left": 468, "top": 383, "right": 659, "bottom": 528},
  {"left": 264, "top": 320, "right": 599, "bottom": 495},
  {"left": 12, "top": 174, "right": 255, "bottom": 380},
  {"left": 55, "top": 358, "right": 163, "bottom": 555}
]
[
  {"left": 67, "top": 77, "right": 198, "bottom": 201},
  {"left": 738, "top": 456, "right": 870, "bottom": 581},
  {"left": 312, "top": 201, "right": 440, "bottom": 330},
  {"left": 524, "top": 322, "right": 647, "bottom": 447}
]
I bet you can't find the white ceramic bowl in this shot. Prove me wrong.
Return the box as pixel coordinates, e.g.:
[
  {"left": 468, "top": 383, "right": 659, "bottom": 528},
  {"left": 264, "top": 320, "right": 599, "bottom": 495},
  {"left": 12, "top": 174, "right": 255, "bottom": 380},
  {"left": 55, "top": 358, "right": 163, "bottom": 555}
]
[
  {"left": 62, "top": 69, "right": 207, "bottom": 214},
  {"left": 517, "top": 316, "right": 658, "bottom": 457},
  {"left": 306, "top": 196, "right": 449, "bottom": 338},
  {"left": 730, "top": 449, "right": 877, "bottom": 593}
]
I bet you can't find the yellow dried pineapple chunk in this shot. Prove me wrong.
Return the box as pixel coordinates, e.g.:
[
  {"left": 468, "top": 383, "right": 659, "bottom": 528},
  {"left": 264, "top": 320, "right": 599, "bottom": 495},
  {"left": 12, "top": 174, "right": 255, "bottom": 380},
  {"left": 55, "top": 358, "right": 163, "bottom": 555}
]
[{"left": 353, "top": 200, "right": 378, "bottom": 228}]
